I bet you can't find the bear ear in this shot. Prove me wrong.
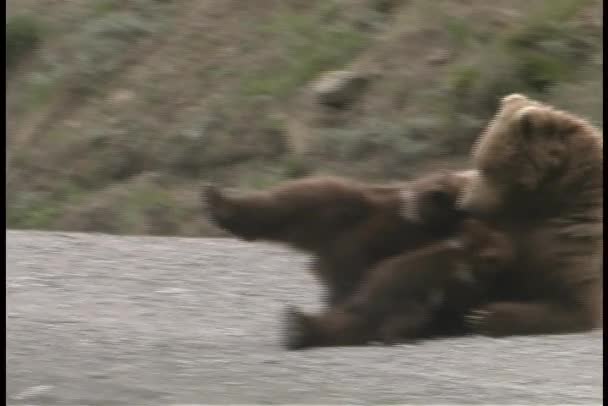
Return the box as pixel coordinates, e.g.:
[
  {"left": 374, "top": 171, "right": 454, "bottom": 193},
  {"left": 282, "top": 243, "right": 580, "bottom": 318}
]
[
  {"left": 515, "top": 105, "right": 548, "bottom": 140},
  {"left": 426, "top": 189, "right": 452, "bottom": 209},
  {"left": 501, "top": 93, "right": 528, "bottom": 106}
]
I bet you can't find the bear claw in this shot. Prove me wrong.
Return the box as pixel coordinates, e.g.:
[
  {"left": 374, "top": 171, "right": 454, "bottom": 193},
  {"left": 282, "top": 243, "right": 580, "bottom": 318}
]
[
  {"left": 465, "top": 308, "right": 492, "bottom": 333},
  {"left": 203, "top": 184, "right": 236, "bottom": 227},
  {"left": 202, "top": 184, "right": 222, "bottom": 208},
  {"left": 283, "top": 306, "right": 313, "bottom": 350}
]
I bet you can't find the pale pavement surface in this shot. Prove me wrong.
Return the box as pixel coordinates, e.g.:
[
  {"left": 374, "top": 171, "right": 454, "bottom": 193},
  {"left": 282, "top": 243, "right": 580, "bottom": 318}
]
[{"left": 7, "top": 231, "right": 603, "bottom": 405}]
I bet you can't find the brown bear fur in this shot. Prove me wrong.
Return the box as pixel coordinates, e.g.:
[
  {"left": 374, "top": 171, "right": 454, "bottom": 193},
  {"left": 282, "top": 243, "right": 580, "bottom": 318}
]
[
  {"left": 459, "top": 93, "right": 603, "bottom": 337},
  {"left": 283, "top": 218, "right": 515, "bottom": 350},
  {"left": 204, "top": 171, "right": 475, "bottom": 306}
]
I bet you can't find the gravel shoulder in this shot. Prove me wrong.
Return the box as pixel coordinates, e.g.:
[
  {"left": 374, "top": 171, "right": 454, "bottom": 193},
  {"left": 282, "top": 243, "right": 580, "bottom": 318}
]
[{"left": 7, "top": 230, "right": 603, "bottom": 405}]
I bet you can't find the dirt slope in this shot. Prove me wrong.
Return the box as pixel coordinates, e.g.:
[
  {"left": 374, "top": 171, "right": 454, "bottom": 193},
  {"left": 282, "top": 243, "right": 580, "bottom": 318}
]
[{"left": 7, "top": 0, "right": 603, "bottom": 236}]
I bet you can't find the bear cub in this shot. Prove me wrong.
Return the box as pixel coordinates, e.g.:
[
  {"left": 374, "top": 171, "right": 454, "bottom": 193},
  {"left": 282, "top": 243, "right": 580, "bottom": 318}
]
[
  {"left": 204, "top": 171, "right": 474, "bottom": 306},
  {"left": 284, "top": 218, "right": 515, "bottom": 349}
]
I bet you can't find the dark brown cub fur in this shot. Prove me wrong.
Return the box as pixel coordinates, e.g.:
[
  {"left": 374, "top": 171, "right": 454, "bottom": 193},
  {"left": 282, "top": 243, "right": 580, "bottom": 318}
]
[
  {"left": 284, "top": 218, "right": 515, "bottom": 350},
  {"left": 204, "top": 171, "right": 473, "bottom": 305}
]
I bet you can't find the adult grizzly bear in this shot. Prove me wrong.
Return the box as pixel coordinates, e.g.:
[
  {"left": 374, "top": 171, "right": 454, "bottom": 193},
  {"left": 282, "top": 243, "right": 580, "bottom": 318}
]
[
  {"left": 459, "top": 94, "right": 603, "bottom": 337},
  {"left": 284, "top": 218, "right": 516, "bottom": 350},
  {"left": 204, "top": 170, "right": 475, "bottom": 306}
]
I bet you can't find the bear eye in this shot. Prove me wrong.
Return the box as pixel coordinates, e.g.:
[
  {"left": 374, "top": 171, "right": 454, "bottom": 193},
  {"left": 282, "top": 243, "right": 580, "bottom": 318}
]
[
  {"left": 481, "top": 165, "right": 502, "bottom": 180},
  {"left": 520, "top": 115, "right": 535, "bottom": 140},
  {"left": 427, "top": 190, "right": 451, "bottom": 208}
]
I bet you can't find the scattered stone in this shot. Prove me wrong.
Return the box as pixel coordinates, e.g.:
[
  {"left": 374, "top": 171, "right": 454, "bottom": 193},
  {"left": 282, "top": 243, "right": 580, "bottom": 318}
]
[
  {"left": 108, "top": 89, "right": 136, "bottom": 105},
  {"left": 65, "top": 120, "right": 82, "bottom": 129},
  {"left": 426, "top": 49, "right": 451, "bottom": 66},
  {"left": 312, "top": 70, "right": 373, "bottom": 109}
]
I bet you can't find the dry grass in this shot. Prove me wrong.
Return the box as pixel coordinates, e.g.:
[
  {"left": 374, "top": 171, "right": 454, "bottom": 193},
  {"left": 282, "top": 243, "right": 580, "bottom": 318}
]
[{"left": 7, "top": 0, "right": 603, "bottom": 235}]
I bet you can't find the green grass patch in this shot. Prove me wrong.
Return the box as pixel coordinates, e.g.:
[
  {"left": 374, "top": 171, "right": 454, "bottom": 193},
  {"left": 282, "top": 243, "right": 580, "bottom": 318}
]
[
  {"left": 69, "top": 11, "right": 155, "bottom": 94},
  {"left": 92, "top": 0, "right": 121, "bottom": 16},
  {"left": 281, "top": 155, "right": 314, "bottom": 179},
  {"left": 241, "top": 5, "right": 368, "bottom": 98},
  {"left": 444, "top": 16, "right": 474, "bottom": 49},
  {"left": 316, "top": 118, "right": 440, "bottom": 165},
  {"left": 6, "top": 14, "right": 43, "bottom": 70},
  {"left": 22, "top": 71, "right": 60, "bottom": 110},
  {"left": 441, "top": 0, "right": 598, "bottom": 120},
  {"left": 119, "top": 183, "right": 181, "bottom": 235},
  {"left": 7, "top": 181, "right": 85, "bottom": 230}
]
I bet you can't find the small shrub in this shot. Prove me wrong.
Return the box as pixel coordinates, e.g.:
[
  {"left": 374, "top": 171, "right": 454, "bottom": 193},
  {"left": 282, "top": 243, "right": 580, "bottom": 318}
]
[
  {"left": 241, "top": 6, "right": 368, "bottom": 98},
  {"left": 69, "top": 12, "right": 154, "bottom": 94},
  {"left": 6, "top": 14, "right": 43, "bottom": 70},
  {"left": 167, "top": 99, "right": 287, "bottom": 178},
  {"left": 316, "top": 119, "right": 439, "bottom": 166},
  {"left": 52, "top": 173, "right": 182, "bottom": 235},
  {"left": 65, "top": 123, "right": 163, "bottom": 190},
  {"left": 122, "top": 181, "right": 180, "bottom": 235},
  {"left": 92, "top": 0, "right": 120, "bottom": 16},
  {"left": 7, "top": 180, "right": 85, "bottom": 230},
  {"left": 446, "top": 66, "right": 481, "bottom": 101},
  {"left": 23, "top": 71, "right": 59, "bottom": 110},
  {"left": 7, "top": 192, "right": 58, "bottom": 229},
  {"left": 549, "top": 50, "right": 603, "bottom": 128},
  {"left": 282, "top": 156, "right": 313, "bottom": 179},
  {"left": 503, "top": 18, "right": 597, "bottom": 93},
  {"left": 444, "top": 17, "right": 473, "bottom": 49},
  {"left": 370, "top": 0, "right": 402, "bottom": 14},
  {"left": 442, "top": 0, "right": 598, "bottom": 119}
]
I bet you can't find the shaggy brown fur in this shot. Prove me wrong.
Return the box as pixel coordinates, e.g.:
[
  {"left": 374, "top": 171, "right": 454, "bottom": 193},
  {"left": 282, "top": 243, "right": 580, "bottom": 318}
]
[
  {"left": 204, "top": 171, "right": 474, "bottom": 306},
  {"left": 284, "top": 219, "right": 515, "bottom": 350},
  {"left": 459, "top": 93, "right": 603, "bottom": 337}
]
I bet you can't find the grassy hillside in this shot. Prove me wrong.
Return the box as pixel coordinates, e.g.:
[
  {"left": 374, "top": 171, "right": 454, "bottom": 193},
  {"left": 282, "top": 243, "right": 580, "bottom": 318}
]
[{"left": 7, "top": 0, "right": 603, "bottom": 236}]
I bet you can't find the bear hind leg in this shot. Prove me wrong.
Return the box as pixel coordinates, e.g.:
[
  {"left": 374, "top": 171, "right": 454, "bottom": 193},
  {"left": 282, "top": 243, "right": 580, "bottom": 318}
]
[
  {"left": 283, "top": 306, "right": 372, "bottom": 350},
  {"left": 466, "top": 300, "right": 599, "bottom": 337},
  {"left": 379, "top": 307, "right": 432, "bottom": 345}
]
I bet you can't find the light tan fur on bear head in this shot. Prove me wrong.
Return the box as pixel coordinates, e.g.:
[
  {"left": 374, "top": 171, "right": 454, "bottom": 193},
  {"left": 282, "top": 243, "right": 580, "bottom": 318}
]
[
  {"left": 459, "top": 93, "right": 603, "bottom": 216},
  {"left": 456, "top": 94, "right": 603, "bottom": 333}
]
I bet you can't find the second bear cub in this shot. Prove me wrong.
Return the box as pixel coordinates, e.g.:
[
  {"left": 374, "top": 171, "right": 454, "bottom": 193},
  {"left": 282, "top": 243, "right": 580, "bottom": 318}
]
[
  {"left": 284, "top": 218, "right": 515, "bottom": 349},
  {"left": 204, "top": 171, "right": 474, "bottom": 306}
]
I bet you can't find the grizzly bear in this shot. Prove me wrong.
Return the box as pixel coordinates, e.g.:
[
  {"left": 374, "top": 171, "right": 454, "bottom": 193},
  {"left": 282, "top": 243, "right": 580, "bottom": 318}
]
[
  {"left": 458, "top": 93, "right": 603, "bottom": 337},
  {"left": 204, "top": 170, "right": 475, "bottom": 306},
  {"left": 283, "top": 218, "right": 515, "bottom": 350}
]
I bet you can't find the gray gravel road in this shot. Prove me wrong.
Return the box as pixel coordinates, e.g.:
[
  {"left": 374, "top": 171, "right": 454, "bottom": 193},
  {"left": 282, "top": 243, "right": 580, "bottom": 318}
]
[{"left": 7, "top": 230, "right": 603, "bottom": 405}]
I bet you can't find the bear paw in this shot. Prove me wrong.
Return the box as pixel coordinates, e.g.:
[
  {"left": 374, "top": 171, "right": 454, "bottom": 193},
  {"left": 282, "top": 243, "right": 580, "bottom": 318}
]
[
  {"left": 203, "top": 184, "right": 259, "bottom": 241},
  {"left": 202, "top": 184, "right": 226, "bottom": 220},
  {"left": 465, "top": 304, "right": 518, "bottom": 337},
  {"left": 465, "top": 308, "right": 493, "bottom": 335},
  {"left": 283, "top": 306, "right": 315, "bottom": 350}
]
